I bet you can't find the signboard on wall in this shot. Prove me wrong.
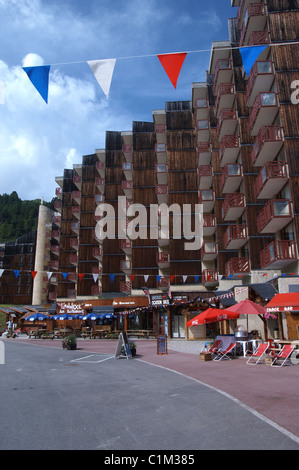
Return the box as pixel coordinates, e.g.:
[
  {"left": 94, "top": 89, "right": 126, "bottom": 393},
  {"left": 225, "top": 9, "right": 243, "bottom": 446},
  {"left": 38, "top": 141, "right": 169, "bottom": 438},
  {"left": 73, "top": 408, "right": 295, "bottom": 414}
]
[{"left": 57, "top": 302, "right": 85, "bottom": 315}]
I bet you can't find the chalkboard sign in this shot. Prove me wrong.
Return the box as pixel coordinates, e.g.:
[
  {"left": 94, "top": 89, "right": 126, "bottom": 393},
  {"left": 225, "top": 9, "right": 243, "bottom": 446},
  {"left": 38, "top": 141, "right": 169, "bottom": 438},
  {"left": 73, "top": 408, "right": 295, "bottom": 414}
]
[
  {"left": 115, "top": 332, "right": 132, "bottom": 359},
  {"left": 157, "top": 334, "right": 168, "bottom": 355}
]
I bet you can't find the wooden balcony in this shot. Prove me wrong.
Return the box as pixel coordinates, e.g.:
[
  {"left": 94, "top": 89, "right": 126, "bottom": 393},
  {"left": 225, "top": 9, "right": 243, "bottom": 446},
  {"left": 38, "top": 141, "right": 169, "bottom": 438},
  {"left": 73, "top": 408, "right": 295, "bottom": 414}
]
[
  {"left": 251, "top": 125, "right": 283, "bottom": 167},
  {"left": 55, "top": 176, "right": 63, "bottom": 188},
  {"left": 254, "top": 162, "right": 288, "bottom": 199},
  {"left": 203, "top": 214, "right": 216, "bottom": 236},
  {"left": 194, "top": 97, "right": 209, "bottom": 120},
  {"left": 120, "top": 259, "right": 132, "bottom": 274},
  {"left": 70, "top": 237, "right": 78, "bottom": 250},
  {"left": 248, "top": 30, "right": 270, "bottom": 47},
  {"left": 239, "top": 3, "right": 267, "bottom": 47},
  {"left": 156, "top": 252, "right": 170, "bottom": 268},
  {"left": 222, "top": 193, "right": 245, "bottom": 221},
  {"left": 157, "top": 276, "right": 170, "bottom": 291},
  {"left": 220, "top": 163, "right": 242, "bottom": 193},
  {"left": 155, "top": 143, "right": 167, "bottom": 164},
  {"left": 120, "top": 239, "right": 132, "bottom": 255},
  {"left": 198, "top": 165, "right": 213, "bottom": 189},
  {"left": 53, "top": 215, "right": 61, "bottom": 226},
  {"left": 197, "top": 142, "right": 212, "bottom": 165},
  {"left": 54, "top": 201, "right": 62, "bottom": 213},
  {"left": 71, "top": 191, "right": 81, "bottom": 204},
  {"left": 120, "top": 281, "right": 132, "bottom": 294},
  {"left": 51, "top": 245, "right": 60, "bottom": 256},
  {"left": 248, "top": 93, "right": 279, "bottom": 136},
  {"left": 257, "top": 199, "right": 293, "bottom": 233},
  {"left": 122, "top": 180, "right": 133, "bottom": 199},
  {"left": 260, "top": 240, "right": 297, "bottom": 269},
  {"left": 55, "top": 187, "right": 63, "bottom": 199},
  {"left": 224, "top": 224, "right": 248, "bottom": 250},
  {"left": 69, "top": 254, "right": 78, "bottom": 266},
  {"left": 122, "top": 144, "right": 133, "bottom": 163},
  {"left": 155, "top": 184, "right": 168, "bottom": 205},
  {"left": 95, "top": 177, "right": 105, "bottom": 194},
  {"left": 198, "top": 190, "right": 215, "bottom": 213},
  {"left": 219, "top": 135, "right": 240, "bottom": 167},
  {"left": 213, "top": 59, "right": 233, "bottom": 95},
  {"left": 155, "top": 163, "right": 168, "bottom": 185},
  {"left": 71, "top": 222, "right": 79, "bottom": 235},
  {"left": 202, "top": 269, "right": 219, "bottom": 288},
  {"left": 73, "top": 175, "right": 82, "bottom": 190},
  {"left": 96, "top": 160, "right": 105, "bottom": 178},
  {"left": 123, "top": 162, "right": 133, "bottom": 181},
  {"left": 201, "top": 242, "right": 218, "bottom": 261},
  {"left": 72, "top": 206, "right": 80, "bottom": 220},
  {"left": 245, "top": 61, "right": 274, "bottom": 107},
  {"left": 216, "top": 108, "right": 237, "bottom": 142},
  {"left": 93, "top": 247, "right": 103, "bottom": 260},
  {"left": 215, "top": 83, "right": 235, "bottom": 116},
  {"left": 50, "top": 260, "right": 59, "bottom": 271},
  {"left": 196, "top": 119, "right": 210, "bottom": 142},
  {"left": 225, "top": 257, "right": 250, "bottom": 277}
]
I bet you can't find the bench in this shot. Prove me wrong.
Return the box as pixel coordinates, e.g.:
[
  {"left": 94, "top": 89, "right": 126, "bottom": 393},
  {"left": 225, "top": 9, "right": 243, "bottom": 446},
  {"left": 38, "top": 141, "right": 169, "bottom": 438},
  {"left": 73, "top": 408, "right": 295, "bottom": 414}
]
[{"left": 126, "top": 330, "right": 154, "bottom": 338}]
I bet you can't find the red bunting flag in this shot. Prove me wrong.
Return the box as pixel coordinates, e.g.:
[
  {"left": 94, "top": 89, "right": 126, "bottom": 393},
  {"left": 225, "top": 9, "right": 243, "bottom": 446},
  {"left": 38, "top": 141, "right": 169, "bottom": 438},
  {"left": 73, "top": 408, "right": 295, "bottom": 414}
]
[
  {"left": 157, "top": 52, "right": 187, "bottom": 89},
  {"left": 31, "top": 271, "right": 37, "bottom": 279},
  {"left": 170, "top": 275, "right": 175, "bottom": 284},
  {"left": 130, "top": 275, "right": 135, "bottom": 282},
  {"left": 78, "top": 273, "right": 84, "bottom": 282}
]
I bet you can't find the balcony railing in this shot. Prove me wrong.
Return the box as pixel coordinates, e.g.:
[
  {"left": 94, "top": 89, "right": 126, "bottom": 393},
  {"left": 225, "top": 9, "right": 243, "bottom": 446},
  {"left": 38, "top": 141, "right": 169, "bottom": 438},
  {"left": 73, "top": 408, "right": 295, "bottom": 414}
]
[
  {"left": 219, "top": 135, "right": 240, "bottom": 166},
  {"left": 72, "top": 206, "right": 80, "bottom": 219},
  {"left": 257, "top": 199, "right": 293, "bottom": 233},
  {"left": 222, "top": 193, "right": 245, "bottom": 221},
  {"left": 260, "top": 241, "right": 297, "bottom": 269},
  {"left": 198, "top": 165, "right": 213, "bottom": 189},
  {"left": 213, "top": 59, "right": 232, "bottom": 94},
  {"left": 203, "top": 214, "right": 216, "bottom": 236},
  {"left": 245, "top": 61, "right": 274, "bottom": 106},
  {"left": 248, "top": 30, "right": 270, "bottom": 46},
  {"left": 215, "top": 83, "right": 234, "bottom": 114},
  {"left": 225, "top": 257, "right": 250, "bottom": 277},
  {"left": 220, "top": 163, "right": 242, "bottom": 193},
  {"left": 224, "top": 224, "right": 248, "bottom": 250},
  {"left": 202, "top": 269, "right": 219, "bottom": 286},
  {"left": 155, "top": 124, "right": 166, "bottom": 134},
  {"left": 248, "top": 93, "right": 278, "bottom": 136},
  {"left": 198, "top": 190, "right": 215, "bottom": 212},
  {"left": 201, "top": 242, "right": 218, "bottom": 260},
  {"left": 254, "top": 161, "right": 288, "bottom": 199},
  {"left": 217, "top": 108, "right": 237, "bottom": 141},
  {"left": 120, "top": 281, "right": 132, "bottom": 293},
  {"left": 93, "top": 247, "right": 103, "bottom": 260},
  {"left": 239, "top": 3, "right": 266, "bottom": 47},
  {"left": 120, "top": 260, "right": 132, "bottom": 272},
  {"left": 197, "top": 142, "right": 211, "bottom": 165},
  {"left": 251, "top": 125, "right": 283, "bottom": 166},
  {"left": 156, "top": 252, "right": 170, "bottom": 264},
  {"left": 69, "top": 254, "right": 78, "bottom": 266}
]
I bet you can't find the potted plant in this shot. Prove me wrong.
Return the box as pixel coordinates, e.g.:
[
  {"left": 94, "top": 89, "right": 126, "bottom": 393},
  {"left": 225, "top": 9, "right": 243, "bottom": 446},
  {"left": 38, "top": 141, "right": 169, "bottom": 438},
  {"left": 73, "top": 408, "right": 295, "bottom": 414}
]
[
  {"left": 121, "top": 341, "right": 137, "bottom": 357},
  {"left": 62, "top": 334, "right": 77, "bottom": 350}
]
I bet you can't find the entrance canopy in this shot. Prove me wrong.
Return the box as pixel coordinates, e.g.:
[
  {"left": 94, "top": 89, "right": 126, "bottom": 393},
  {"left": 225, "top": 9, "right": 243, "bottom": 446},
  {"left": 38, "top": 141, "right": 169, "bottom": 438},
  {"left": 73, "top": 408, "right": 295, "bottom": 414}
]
[
  {"left": 187, "top": 308, "right": 239, "bottom": 327},
  {"left": 265, "top": 293, "right": 299, "bottom": 313}
]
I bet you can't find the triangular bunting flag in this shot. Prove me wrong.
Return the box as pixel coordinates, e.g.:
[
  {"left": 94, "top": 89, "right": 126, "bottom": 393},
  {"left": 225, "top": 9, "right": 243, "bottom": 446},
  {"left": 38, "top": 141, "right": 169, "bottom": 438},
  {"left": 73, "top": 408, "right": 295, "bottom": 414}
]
[
  {"left": 109, "top": 274, "right": 115, "bottom": 283},
  {"left": 31, "top": 271, "right": 38, "bottom": 279},
  {"left": 130, "top": 275, "right": 135, "bottom": 282},
  {"left": 87, "top": 59, "right": 116, "bottom": 98},
  {"left": 144, "top": 275, "right": 149, "bottom": 283},
  {"left": 239, "top": 45, "right": 267, "bottom": 77},
  {"left": 157, "top": 275, "right": 162, "bottom": 283},
  {"left": 0, "top": 269, "right": 4, "bottom": 278},
  {"left": 47, "top": 272, "right": 53, "bottom": 280},
  {"left": 195, "top": 275, "right": 199, "bottom": 283},
  {"left": 62, "top": 272, "right": 68, "bottom": 280},
  {"left": 78, "top": 273, "right": 84, "bottom": 282},
  {"left": 92, "top": 273, "right": 99, "bottom": 283},
  {"left": 23, "top": 65, "right": 51, "bottom": 103},
  {"left": 219, "top": 275, "right": 223, "bottom": 281},
  {"left": 14, "top": 270, "right": 20, "bottom": 278},
  {"left": 183, "top": 275, "right": 187, "bottom": 283},
  {"left": 157, "top": 52, "right": 187, "bottom": 89},
  {"left": 170, "top": 275, "right": 175, "bottom": 284}
]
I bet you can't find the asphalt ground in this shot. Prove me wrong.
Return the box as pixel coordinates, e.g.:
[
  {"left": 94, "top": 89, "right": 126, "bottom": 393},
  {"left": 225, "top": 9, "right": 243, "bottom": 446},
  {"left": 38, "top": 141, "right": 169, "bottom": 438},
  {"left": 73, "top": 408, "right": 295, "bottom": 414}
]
[{"left": 1, "top": 338, "right": 299, "bottom": 452}]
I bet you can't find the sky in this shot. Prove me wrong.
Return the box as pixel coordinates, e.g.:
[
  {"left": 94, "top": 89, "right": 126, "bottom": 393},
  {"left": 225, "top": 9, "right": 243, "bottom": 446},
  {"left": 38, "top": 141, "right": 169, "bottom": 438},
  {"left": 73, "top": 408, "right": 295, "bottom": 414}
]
[{"left": 0, "top": 0, "right": 237, "bottom": 202}]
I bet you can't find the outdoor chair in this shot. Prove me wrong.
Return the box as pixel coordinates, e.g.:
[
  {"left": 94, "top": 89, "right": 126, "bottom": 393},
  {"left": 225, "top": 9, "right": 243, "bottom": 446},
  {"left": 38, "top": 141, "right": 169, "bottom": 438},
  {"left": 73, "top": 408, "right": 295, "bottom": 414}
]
[
  {"left": 213, "top": 342, "right": 236, "bottom": 361},
  {"left": 245, "top": 342, "right": 269, "bottom": 365},
  {"left": 271, "top": 344, "right": 294, "bottom": 367},
  {"left": 203, "top": 339, "right": 222, "bottom": 357}
]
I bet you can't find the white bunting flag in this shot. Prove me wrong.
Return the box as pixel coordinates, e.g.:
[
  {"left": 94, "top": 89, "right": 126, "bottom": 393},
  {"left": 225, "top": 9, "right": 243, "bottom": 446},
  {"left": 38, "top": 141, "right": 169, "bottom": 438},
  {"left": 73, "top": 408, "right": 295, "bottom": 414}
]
[
  {"left": 183, "top": 275, "right": 187, "bottom": 283},
  {"left": 47, "top": 272, "right": 52, "bottom": 280},
  {"left": 92, "top": 273, "right": 99, "bottom": 283},
  {"left": 0, "top": 269, "right": 4, "bottom": 278},
  {"left": 87, "top": 59, "right": 116, "bottom": 98},
  {"left": 144, "top": 275, "right": 149, "bottom": 283}
]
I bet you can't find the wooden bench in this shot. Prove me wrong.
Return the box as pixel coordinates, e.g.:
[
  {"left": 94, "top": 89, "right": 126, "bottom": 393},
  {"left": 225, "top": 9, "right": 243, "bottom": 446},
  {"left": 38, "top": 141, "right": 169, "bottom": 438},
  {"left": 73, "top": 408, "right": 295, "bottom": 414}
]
[{"left": 126, "top": 330, "right": 154, "bottom": 338}]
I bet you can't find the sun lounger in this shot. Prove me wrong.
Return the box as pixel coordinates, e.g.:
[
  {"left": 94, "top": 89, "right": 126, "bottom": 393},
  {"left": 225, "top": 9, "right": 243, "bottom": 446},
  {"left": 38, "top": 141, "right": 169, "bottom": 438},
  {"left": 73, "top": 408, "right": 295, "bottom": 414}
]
[
  {"left": 245, "top": 342, "right": 269, "bottom": 365},
  {"left": 271, "top": 344, "right": 294, "bottom": 367},
  {"left": 213, "top": 342, "right": 236, "bottom": 361}
]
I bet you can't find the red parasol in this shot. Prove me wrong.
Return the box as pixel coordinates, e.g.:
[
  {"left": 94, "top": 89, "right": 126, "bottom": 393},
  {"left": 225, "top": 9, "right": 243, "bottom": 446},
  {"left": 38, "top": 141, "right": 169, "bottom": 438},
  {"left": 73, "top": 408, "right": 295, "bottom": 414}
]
[{"left": 187, "top": 308, "right": 239, "bottom": 327}]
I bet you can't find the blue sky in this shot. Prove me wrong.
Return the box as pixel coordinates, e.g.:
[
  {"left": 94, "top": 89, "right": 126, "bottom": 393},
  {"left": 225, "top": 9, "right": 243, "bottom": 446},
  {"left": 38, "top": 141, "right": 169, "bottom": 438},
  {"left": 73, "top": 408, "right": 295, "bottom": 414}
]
[{"left": 0, "top": 0, "right": 237, "bottom": 201}]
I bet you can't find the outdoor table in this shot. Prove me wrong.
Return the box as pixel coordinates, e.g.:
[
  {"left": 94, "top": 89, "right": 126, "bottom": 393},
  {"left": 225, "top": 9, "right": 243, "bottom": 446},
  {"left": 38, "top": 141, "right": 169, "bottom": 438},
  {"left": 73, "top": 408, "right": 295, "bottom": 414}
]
[{"left": 236, "top": 340, "right": 252, "bottom": 357}]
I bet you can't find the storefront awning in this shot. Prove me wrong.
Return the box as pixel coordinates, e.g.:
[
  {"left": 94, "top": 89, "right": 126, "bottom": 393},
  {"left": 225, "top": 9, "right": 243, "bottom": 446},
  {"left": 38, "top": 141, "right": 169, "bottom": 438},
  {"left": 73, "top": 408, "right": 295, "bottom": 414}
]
[{"left": 265, "top": 293, "right": 299, "bottom": 313}]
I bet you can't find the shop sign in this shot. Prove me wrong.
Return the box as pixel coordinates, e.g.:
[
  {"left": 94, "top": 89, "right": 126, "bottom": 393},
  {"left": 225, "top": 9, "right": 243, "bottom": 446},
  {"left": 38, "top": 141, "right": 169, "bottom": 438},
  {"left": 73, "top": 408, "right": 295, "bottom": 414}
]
[{"left": 57, "top": 302, "right": 85, "bottom": 314}]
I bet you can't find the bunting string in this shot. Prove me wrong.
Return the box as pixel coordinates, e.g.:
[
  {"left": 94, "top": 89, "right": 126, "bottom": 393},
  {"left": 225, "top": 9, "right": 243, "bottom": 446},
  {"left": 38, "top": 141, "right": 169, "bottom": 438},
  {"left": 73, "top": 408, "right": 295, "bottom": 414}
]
[{"left": 19, "top": 41, "right": 298, "bottom": 103}]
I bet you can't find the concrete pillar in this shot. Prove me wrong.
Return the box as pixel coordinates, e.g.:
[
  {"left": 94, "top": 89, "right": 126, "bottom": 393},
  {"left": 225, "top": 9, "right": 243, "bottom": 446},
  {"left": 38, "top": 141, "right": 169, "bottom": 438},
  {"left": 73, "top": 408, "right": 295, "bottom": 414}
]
[{"left": 32, "top": 204, "right": 53, "bottom": 305}]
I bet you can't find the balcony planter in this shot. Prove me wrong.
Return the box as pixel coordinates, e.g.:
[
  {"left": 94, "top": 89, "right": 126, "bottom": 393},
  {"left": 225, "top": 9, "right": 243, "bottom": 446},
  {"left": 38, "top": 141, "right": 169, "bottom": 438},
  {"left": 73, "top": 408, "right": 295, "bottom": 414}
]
[{"left": 62, "top": 335, "right": 77, "bottom": 350}]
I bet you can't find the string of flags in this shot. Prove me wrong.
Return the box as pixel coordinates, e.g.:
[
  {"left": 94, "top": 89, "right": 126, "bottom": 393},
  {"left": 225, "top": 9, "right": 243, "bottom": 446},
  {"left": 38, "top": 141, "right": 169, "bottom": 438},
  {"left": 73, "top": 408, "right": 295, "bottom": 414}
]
[
  {"left": 0, "top": 268, "right": 296, "bottom": 283},
  {"left": 20, "top": 44, "right": 271, "bottom": 103}
]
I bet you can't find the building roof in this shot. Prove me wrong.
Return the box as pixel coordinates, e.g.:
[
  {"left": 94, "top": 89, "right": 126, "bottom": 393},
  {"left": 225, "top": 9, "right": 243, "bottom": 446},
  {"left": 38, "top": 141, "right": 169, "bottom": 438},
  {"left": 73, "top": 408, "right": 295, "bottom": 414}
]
[{"left": 250, "top": 283, "right": 277, "bottom": 301}]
